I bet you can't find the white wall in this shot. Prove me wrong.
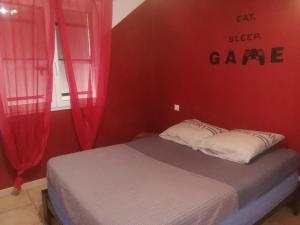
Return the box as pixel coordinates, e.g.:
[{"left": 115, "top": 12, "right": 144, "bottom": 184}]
[{"left": 112, "top": 0, "right": 145, "bottom": 27}]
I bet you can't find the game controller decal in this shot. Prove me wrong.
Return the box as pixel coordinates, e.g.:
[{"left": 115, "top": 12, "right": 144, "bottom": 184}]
[{"left": 209, "top": 13, "right": 284, "bottom": 66}]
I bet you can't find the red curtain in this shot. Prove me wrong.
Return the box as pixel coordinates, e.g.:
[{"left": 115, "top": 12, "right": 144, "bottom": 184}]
[
  {"left": 0, "top": 0, "right": 55, "bottom": 190},
  {"left": 55, "top": 0, "right": 112, "bottom": 149}
]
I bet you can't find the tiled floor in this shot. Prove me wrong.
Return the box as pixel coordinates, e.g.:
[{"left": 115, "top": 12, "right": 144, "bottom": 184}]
[
  {"left": 0, "top": 184, "right": 46, "bottom": 225},
  {"left": 0, "top": 184, "right": 300, "bottom": 225}
]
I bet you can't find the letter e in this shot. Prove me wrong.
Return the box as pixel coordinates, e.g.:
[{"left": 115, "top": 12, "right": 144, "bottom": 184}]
[{"left": 271, "top": 47, "right": 284, "bottom": 63}]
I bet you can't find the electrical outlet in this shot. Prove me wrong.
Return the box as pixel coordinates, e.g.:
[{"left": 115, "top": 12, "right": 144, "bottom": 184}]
[{"left": 174, "top": 104, "right": 180, "bottom": 111}]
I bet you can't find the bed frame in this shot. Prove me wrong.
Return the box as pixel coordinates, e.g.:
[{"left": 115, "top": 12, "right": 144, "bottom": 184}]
[
  {"left": 42, "top": 185, "right": 300, "bottom": 225},
  {"left": 42, "top": 189, "right": 63, "bottom": 225}
]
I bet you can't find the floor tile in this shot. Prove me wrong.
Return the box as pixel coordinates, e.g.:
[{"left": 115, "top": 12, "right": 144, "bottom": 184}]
[
  {"left": 0, "top": 191, "right": 31, "bottom": 214},
  {"left": 263, "top": 207, "right": 300, "bottom": 225},
  {"left": 34, "top": 201, "right": 44, "bottom": 221},
  {"left": 26, "top": 184, "right": 47, "bottom": 220},
  {"left": 0, "top": 205, "right": 42, "bottom": 225},
  {"left": 27, "top": 188, "right": 43, "bottom": 204}
]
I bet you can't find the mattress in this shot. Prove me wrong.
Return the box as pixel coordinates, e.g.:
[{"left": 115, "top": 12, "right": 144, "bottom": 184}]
[
  {"left": 128, "top": 136, "right": 300, "bottom": 207},
  {"left": 48, "top": 172, "right": 298, "bottom": 225},
  {"left": 47, "top": 135, "right": 300, "bottom": 225},
  {"left": 48, "top": 144, "right": 238, "bottom": 225}
]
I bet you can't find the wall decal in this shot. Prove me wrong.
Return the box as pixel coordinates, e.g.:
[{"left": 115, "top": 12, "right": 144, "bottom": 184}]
[
  {"left": 243, "top": 49, "right": 265, "bottom": 65},
  {"left": 210, "top": 13, "right": 284, "bottom": 65},
  {"left": 209, "top": 47, "right": 284, "bottom": 65},
  {"left": 236, "top": 13, "right": 256, "bottom": 22},
  {"left": 228, "top": 33, "right": 261, "bottom": 43}
]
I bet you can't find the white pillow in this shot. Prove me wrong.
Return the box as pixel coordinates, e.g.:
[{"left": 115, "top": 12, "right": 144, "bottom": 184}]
[
  {"left": 195, "top": 129, "right": 285, "bottom": 164},
  {"left": 159, "top": 119, "right": 227, "bottom": 148}
]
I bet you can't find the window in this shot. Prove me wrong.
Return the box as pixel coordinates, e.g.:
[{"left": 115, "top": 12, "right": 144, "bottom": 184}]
[
  {"left": 0, "top": 3, "right": 50, "bottom": 110},
  {"left": 0, "top": 0, "right": 145, "bottom": 111},
  {"left": 51, "top": 17, "right": 97, "bottom": 110},
  {"left": 51, "top": 0, "right": 145, "bottom": 111},
  {"left": 51, "top": 25, "right": 70, "bottom": 110}
]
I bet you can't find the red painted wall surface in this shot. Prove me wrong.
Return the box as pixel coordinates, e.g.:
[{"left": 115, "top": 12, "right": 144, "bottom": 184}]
[
  {"left": 152, "top": 0, "right": 300, "bottom": 154},
  {"left": 2, "top": 0, "right": 300, "bottom": 189},
  {"left": 0, "top": 2, "right": 155, "bottom": 189}
]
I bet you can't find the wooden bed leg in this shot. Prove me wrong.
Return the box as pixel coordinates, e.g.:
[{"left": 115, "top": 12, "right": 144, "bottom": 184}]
[
  {"left": 289, "top": 185, "right": 300, "bottom": 216},
  {"left": 42, "top": 189, "right": 52, "bottom": 225}
]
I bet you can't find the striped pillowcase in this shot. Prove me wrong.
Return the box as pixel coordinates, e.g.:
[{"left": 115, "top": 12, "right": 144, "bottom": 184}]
[
  {"left": 159, "top": 119, "right": 227, "bottom": 148},
  {"left": 233, "top": 129, "right": 284, "bottom": 149},
  {"left": 184, "top": 119, "right": 227, "bottom": 135},
  {"left": 195, "top": 129, "right": 285, "bottom": 164}
]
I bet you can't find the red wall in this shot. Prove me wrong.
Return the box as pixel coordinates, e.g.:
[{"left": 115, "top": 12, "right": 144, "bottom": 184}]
[
  {"left": 0, "top": 1, "right": 155, "bottom": 189},
  {"left": 152, "top": 0, "right": 300, "bottom": 154},
  {"left": 2, "top": 0, "right": 300, "bottom": 189}
]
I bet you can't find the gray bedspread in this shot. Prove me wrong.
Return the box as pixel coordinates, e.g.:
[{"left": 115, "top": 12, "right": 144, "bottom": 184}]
[
  {"left": 127, "top": 136, "right": 300, "bottom": 207},
  {"left": 48, "top": 144, "right": 238, "bottom": 225}
]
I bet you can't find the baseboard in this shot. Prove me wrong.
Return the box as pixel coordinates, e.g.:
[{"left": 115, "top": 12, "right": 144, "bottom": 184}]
[{"left": 0, "top": 178, "right": 47, "bottom": 197}]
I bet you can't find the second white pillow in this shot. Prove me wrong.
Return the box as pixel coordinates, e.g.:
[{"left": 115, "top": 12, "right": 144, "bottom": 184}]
[{"left": 195, "top": 129, "right": 285, "bottom": 164}]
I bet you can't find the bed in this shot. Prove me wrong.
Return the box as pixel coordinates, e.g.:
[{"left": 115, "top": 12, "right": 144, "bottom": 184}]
[{"left": 43, "top": 135, "right": 300, "bottom": 225}]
